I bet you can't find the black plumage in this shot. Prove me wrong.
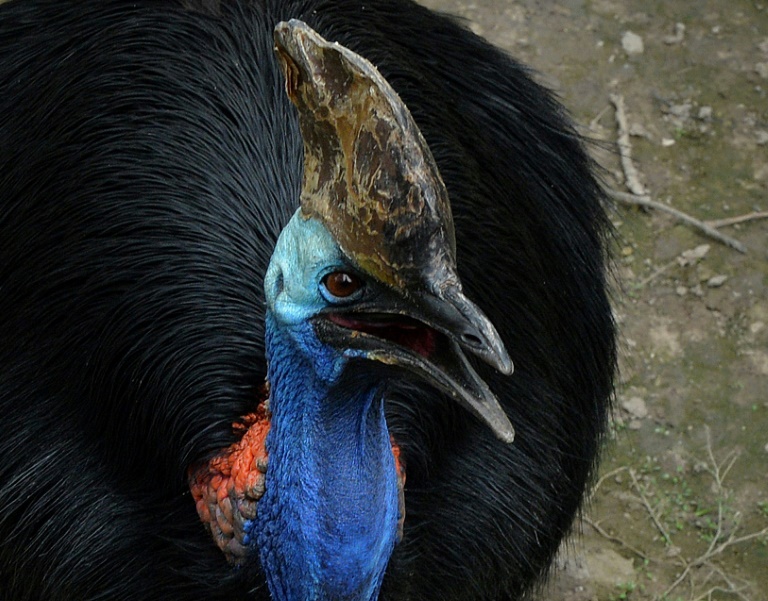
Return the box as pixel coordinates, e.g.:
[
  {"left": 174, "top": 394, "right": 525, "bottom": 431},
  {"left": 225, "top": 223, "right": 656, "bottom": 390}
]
[{"left": 0, "top": 1, "right": 615, "bottom": 599}]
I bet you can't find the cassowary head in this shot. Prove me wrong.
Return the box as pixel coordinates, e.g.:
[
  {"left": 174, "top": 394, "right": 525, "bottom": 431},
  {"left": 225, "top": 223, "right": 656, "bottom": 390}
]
[{"left": 192, "top": 20, "right": 514, "bottom": 601}]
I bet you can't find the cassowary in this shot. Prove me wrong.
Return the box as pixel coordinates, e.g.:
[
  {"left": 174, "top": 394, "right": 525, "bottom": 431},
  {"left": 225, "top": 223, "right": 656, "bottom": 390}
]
[{"left": 0, "top": 1, "right": 615, "bottom": 600}]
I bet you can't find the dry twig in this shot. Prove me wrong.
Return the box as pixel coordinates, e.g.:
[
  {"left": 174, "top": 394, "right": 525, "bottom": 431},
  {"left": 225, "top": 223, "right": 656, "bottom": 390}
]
[
  {"left": 610, "top": 94, "right": 647, "bottom": 196},
  {"left": 706, "top": 211, "right": 768, "bottom": 228},
  {"left": 590, "top": 104, "right": 611, "bottom": 130},
  {"left": 629, "top": 468, "right": 675, "bottom": 547},
  {"left": 607, "top": 189, "right": 748, "bottom": 254},
  {"left": 583, "top": 516, "right": 651, "bottom": 562}
]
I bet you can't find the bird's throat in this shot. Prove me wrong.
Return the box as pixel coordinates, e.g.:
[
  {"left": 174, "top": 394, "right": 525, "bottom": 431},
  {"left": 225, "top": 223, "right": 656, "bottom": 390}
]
[{"left": 252, "top": 315, "right": 403, "bottom": 601}]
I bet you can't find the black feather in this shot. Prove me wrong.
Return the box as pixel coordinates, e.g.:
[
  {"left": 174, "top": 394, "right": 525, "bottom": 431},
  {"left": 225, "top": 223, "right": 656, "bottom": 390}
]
[{"left": 0, "top": 0, "right": 615, "bottom": 599}]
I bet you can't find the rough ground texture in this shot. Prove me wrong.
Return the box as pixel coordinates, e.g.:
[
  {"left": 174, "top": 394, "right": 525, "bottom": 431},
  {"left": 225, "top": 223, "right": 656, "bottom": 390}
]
[{"left": 421, "top": 0, "right": 768, "bottom": 600}]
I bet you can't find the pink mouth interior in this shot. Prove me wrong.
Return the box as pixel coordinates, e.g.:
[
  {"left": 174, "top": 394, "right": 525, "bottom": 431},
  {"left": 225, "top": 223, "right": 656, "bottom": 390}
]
[{"left": 327, "top": 314, "right": 438, "bottom": 358}]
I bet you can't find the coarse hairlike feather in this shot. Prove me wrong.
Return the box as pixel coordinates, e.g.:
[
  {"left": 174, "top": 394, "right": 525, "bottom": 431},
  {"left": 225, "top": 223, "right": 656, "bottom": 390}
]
[{"left": 0, "top": 0, "right": 615, "bottom": 600}]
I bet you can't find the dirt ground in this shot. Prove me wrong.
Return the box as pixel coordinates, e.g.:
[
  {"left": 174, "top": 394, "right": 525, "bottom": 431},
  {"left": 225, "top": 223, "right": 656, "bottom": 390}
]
[{"left": 418, "top": 0, "right": 768, "bottom": 599}]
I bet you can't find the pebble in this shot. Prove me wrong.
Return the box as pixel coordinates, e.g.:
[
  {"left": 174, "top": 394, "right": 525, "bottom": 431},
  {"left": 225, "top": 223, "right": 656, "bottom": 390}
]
[
  {"left": 662, "top": 138, "right": 676, "bottom": 147},
  {"left": 622, "top": 31, "right": 644, "bottom": 55},
  {"left": 679, "top": 244, "right": 710, "bottom": 266},
  {"left": 698, "top": 106, "right": 713, "bottom": 121},
  {"left": 629, "top": 123, "right": 651, "bottom": 138},
  {"left": 676, "top": 286, "right": 687, "bottom": 296},
  {"left": 669, "top": 103, "right": 692, "bottom": 119},
  {"left": 664, "top": 23, "right": 686, "bottom": 45},
  {"left": 756, "top": 130, "right": 768, "bottom": 146},
  {"left": 756, "top": 62, "right": 768, "bottom": 79},
  {"left": 621, "top": 396, "right": 649, "bottom": 419},
  {"left": 707, "top": 275, "right": 728, "bottom": 288}
]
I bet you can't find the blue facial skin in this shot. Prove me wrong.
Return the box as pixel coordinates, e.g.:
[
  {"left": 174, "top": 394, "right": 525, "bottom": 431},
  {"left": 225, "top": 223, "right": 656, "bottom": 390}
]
[{"left": 253, "top": 211, "right": 401, "bottom": 601}]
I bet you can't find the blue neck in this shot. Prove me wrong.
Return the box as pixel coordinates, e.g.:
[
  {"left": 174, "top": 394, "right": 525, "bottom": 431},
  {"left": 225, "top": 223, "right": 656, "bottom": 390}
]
[{"left": 253, "top": 314, "right": 400, "bottom": 601}]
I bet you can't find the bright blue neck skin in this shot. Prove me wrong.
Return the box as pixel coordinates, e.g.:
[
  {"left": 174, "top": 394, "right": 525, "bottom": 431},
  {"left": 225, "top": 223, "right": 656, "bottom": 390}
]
[{"left": 252, "top": 212, "right": 400, "bottom": 601}]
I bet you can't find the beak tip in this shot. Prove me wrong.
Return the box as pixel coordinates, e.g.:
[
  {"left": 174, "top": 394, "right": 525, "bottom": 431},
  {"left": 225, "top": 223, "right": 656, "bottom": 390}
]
[
  {"left": 485, "top": 410, "right": 515, "bottom": 443},
  {"left": 498, "top": 428, "right": 516, "bottom": 444},
  {"left": 497, "top": 353, "right": 514, "bottom": 376}
]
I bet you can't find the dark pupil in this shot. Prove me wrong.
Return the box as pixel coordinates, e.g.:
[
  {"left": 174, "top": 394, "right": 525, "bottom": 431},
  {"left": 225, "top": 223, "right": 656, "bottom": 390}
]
[{"left": 325, "top": 271, "right": 360, "bottom": 298}]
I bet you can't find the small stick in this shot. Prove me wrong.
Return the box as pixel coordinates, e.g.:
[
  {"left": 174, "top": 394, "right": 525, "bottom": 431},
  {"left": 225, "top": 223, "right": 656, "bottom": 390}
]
[
  {"left": 589, "top": 465, "right": 628, "bottom": 498},
  {"left": 628, "top": 468, "right": 675, "bottom": 547},
  {"left": 706, "top": 211, "right": 768, "bottom": 228},
  {"left": 635, "top": 257, "right": 678, "bottom": 289},
  {"left": 607, "top": 189, "right": 748, "bottom": 254},
  {"left": 610, "top": 93, "right": 647, "bottom": 196},
  {"left": 583, "top": 516, "right": 652, "bottom": 562},
  {"left": 590, "top": 104, "right": 611, "bottom": 130}
]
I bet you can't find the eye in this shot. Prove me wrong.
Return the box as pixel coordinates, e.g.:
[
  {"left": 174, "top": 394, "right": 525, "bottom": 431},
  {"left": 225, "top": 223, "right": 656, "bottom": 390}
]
[{"left": 321, "top": 270, "right": 363, "bottom": 301}]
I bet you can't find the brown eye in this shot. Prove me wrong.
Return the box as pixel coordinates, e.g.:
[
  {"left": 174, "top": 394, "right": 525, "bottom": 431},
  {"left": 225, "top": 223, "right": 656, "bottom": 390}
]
[{"left": 322, "top": 271, "right": 363, "bottom": 299}]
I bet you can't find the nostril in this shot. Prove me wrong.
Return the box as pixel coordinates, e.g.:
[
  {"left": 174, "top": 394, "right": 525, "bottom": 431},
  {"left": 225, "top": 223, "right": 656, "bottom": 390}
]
[{"left": 461, "top": 332, "right": 483, "bottom": 347}]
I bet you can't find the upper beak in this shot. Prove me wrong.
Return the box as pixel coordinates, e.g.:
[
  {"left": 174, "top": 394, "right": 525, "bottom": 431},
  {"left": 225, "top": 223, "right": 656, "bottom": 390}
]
[{"left": 314, "top": 283, "right": 515, "bottom": 444}]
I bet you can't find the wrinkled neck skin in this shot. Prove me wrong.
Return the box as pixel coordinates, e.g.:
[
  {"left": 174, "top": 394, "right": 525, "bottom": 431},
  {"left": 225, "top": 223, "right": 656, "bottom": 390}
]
[{"left": 254, "top": 312, "right": 400, "bottom": 601}]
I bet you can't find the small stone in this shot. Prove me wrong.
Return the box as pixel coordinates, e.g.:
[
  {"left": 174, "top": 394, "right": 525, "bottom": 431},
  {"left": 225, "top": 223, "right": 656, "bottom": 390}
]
[
  {"left": 691, "top": 284, "right": 704, "bottom": 297},
  {"left": 676, "top": 286, "right": 687, "bottom": 296},
  {"left": 622, "top": 396, "right": 649, "bottom": 419},
  {"left": 707, "top": 275, "right": 728, "bottom": 288},
  {"left": 666, "top": 546, "right": 682, "bottom": 558},
  {"left": 629, "top": 122, "right": 651, "bottom": 138},
  {"left": 628, "top": 419, "right": 643, "bottom": 430},
  {"left": 756, "top": 130, "right": 768, "bottom": 146},
  {"left": 669, "top": 103, "right": 692, "bottom": 119},
  {"left": 664, "top": 23, "right": 686, "bottom": 45},
  {"left": 621, "top": 246, "right": 634, "bottom": 256},
  {"left": 679, "top": 244, "right": 710, "bottom": 266},
  {"left": 750, "top": 321, "right": 765, "bottom": 335},
  {"left": 698, "top": 106, "right": 713, "bottom": 121},
  {"left": 756, "top": 62, "right": 768, "bottom": 79},
  {"left": 662, "top": 138, "right": 676, "bottom": 147},
  {"left": 622, "top": 31, "right": 644, "bottom": 55},
  {"left": 764, "top": 442, "right": 768, "bottom": 454}
]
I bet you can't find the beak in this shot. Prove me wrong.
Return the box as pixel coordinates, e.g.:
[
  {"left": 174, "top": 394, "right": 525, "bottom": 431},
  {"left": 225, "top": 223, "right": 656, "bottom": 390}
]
[{"left": 314, "top": 284, "right": 515, "bottom": 444}]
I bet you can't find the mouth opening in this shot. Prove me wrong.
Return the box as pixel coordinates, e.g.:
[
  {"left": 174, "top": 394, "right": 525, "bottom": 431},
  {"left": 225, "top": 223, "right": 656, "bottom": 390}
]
[{"left": 327, "top": 313, "right": 442, "bottom": 359}]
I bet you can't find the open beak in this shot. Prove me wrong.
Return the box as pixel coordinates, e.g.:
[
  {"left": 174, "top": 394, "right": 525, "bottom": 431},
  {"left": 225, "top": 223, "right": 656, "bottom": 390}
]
[{"left": 314, "top": 283, "right": 515, "bottom": 444}]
